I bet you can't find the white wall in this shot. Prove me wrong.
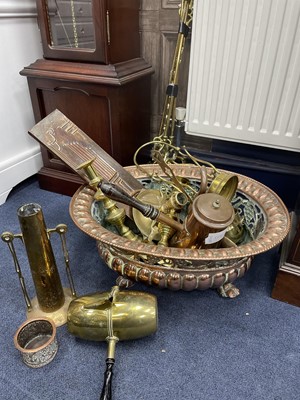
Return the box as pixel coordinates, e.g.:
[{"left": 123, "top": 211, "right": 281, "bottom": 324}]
[{"left": 0, "top": 1, "right": 43, "bottom": 204}]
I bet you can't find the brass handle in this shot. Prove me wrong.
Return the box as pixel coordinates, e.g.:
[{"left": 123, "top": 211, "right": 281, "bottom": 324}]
[
  {"left": 100, "top": 301, "right": 118, "bottom": 400},
  {"left": 100, "top": 358, "right": 114, "bottom": 400},
  {"left": 106, "top": 10, "right": 111, "bottom": 45},
  {"left": 99, "top": 181, "right": 184, "bottom": 232}
]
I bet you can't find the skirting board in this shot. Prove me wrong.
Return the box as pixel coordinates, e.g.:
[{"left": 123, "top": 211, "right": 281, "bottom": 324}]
[{"left": 0, "top": 147, "right": 43, "bottom": 205}]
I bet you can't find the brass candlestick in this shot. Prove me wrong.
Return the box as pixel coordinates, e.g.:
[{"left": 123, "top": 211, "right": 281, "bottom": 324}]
[
  {"left": 77, "top": 159, "right": 140, "bottom": 242},
  {"left": 157, "top": 191, "right": 188, "bottom": 246}
]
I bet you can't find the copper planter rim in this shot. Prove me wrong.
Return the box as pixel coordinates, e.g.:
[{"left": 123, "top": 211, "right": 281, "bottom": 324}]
[{"left": 69, "top": 164, "right": 290, "bottom": 262}]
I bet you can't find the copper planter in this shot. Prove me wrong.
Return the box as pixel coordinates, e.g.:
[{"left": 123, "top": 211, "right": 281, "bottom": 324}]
[{"left": 70, "top": 164, "right": 290, "bottom": 291}]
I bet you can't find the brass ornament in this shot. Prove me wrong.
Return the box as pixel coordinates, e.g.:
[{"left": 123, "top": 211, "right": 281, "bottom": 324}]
[
  {"left": 225, "top": 211, "right": 246, "bottom": 244},
  {"left": 132, "top": 189, "right": 188, "bottom": 243},
  {"left": 132, "top": 189, "right": 164, "bottom": 241}
]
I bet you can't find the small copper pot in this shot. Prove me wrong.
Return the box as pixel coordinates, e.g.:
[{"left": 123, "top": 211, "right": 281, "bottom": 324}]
[
  {"left": 171, "top": 192, "right": 235, "bottom": 249},
  {"left": 14, "top": 317, "right": 58, "bottom": 368}
]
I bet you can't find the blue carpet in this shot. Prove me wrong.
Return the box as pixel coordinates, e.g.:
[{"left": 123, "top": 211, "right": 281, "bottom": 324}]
[{"left": 0, "top": 177, "right": 299, "bottom": 400}]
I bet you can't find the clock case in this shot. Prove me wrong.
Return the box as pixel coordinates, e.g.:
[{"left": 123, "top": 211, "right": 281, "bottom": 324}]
[{"left": 21, "top": 0, "right": 153, "bottom": 196}]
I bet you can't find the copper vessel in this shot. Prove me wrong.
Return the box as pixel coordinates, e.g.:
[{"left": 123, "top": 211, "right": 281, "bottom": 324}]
[
  {"left": 70, "top": 164, "right": 290, "bottom": 292},
  {"left": 170, "top": 192, "right": 235, "bottom": 249},
  {"left": 14, "top": 317, "right": 58, "bottom": 368}
]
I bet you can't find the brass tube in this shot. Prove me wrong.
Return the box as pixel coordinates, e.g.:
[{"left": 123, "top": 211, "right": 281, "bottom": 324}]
[
  {"left": 17, "top": 203, "right": 65, "bottom": 313},
  {"left": 106, "top": 336, "right": 118, "bottom": 360}
]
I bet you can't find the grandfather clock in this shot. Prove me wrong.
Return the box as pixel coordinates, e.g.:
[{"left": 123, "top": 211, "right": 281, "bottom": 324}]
[{"left": 21, "top": 0, "right": 153, "bottom": 195}]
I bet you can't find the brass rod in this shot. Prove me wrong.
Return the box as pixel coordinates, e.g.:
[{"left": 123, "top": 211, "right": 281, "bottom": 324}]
[
  {"left": 55, "top": 224, "right": 77, "bottom": 297},
  {"left": 1, "top": 232, "right": 32, "bottom": 310}
]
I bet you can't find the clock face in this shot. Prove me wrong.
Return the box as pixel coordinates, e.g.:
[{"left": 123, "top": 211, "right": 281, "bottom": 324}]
[{"left": 45, "top": 0, "right": 96, "bottom": 50}]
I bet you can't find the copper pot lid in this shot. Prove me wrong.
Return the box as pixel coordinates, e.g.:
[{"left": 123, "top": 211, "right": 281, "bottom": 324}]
[{"left": 192, "top": 193, "right": 235, "bottom": 229}]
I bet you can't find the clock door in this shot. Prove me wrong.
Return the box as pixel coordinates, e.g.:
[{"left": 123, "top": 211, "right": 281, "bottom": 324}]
[
  {"left": 36, "top": 0, "right": 140, "bottom": 64},
  {"left": 37, "top": 0, "right": 108, "bottom": 63}
]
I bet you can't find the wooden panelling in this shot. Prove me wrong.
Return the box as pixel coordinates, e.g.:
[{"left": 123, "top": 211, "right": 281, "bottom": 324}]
[{"left": 162, "top": 0, "right": 181, "bottom": 9}]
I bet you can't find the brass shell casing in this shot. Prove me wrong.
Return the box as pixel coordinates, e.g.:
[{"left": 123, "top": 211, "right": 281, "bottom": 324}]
[{"left": 17, "top": 203, "right": 65, "bottom": 313}]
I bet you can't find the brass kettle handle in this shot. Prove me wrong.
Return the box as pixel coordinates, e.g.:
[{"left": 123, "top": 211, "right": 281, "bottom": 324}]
[{"left": 100, "top": 336, "right": 119, "bottom": 400}]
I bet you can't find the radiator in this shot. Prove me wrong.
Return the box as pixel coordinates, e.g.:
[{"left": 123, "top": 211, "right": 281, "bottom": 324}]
[{"left": 186, "top": 0, "right": 300, "bottom": 152}]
